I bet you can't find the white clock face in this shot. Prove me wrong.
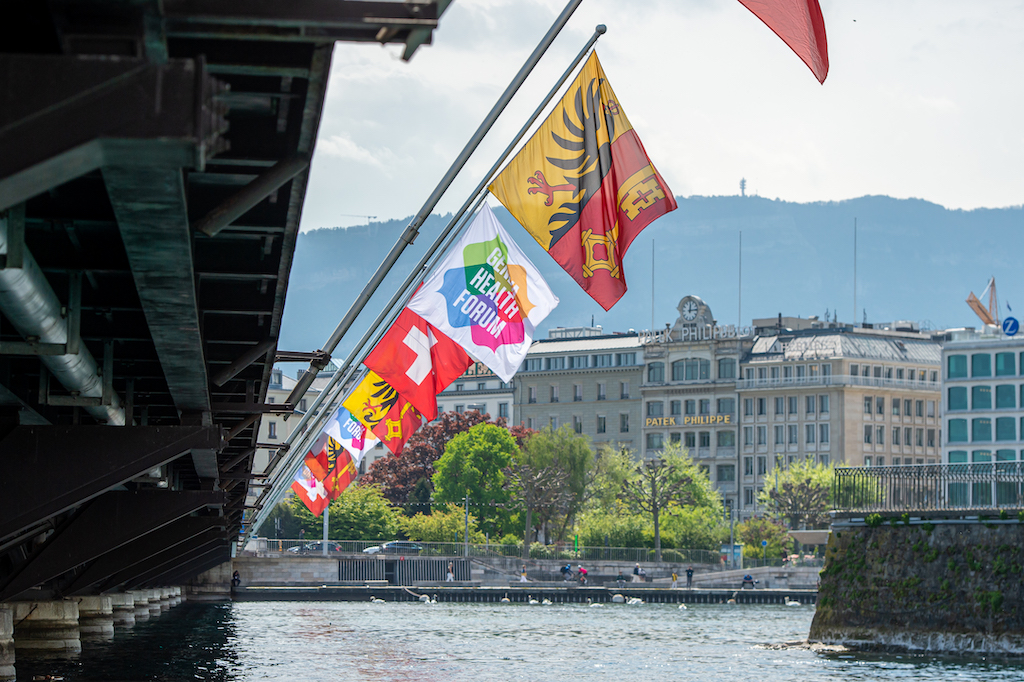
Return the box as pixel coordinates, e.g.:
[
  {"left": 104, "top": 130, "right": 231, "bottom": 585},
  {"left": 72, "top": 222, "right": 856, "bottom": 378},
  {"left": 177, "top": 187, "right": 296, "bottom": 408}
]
[{"left": 681, "top": 299, "right": 699, "bottom": 321}]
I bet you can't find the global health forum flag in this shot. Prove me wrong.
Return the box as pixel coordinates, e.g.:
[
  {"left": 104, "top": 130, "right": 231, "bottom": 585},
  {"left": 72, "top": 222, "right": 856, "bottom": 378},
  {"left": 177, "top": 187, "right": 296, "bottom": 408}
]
[
  {"left": 407, "top": 204, "right": 557, "bottom": 383},
  {"left": 489, "top": 51, "right": 676, "bottom": 311}
]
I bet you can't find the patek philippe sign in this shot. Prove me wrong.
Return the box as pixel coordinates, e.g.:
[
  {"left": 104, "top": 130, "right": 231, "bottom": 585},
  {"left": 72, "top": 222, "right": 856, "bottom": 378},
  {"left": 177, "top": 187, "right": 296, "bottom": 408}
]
[
  {"left": 645, "top": 415, "right": 732, "bottom": 427},
  {"left": 640, "top": 325, "right": 753, "bottom": 344}
]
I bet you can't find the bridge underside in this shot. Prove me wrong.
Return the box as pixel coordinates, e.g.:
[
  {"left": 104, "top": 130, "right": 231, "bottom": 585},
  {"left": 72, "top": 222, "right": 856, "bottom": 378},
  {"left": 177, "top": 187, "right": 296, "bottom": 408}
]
[{"left": 0, "top": 0, "right": 447, "bottom": 598}]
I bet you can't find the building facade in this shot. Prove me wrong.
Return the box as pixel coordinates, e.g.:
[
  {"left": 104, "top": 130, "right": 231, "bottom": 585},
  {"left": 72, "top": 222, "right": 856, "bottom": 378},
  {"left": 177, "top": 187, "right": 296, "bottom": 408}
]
[
  {"left": 736, "top": 325, "right": 942, "bottom": 519},
  {"left": 436, "top": 361, "right": 514, "bottom": 422},
  {"left": 513, "top": 329, "right": 643, "bottom": 452},
  {"left": 941, "top": 330, "right": 1024, "bottom": 479}
]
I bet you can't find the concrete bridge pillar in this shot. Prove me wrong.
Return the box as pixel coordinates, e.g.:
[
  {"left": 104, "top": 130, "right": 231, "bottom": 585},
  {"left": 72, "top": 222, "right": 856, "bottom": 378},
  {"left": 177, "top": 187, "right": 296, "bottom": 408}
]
[
  {"left": 0, "top": 605, "right": 15, "bottom": 682},
  {"left": 108, "top": 593, "right": 135, "bottom": 626},
  {"left": 176, "top": 586, "right": 187, "bottom": 603},
  {"left": 169, "top": 587, "right": 181, "bottom": 606},
  {"left": 146, "top": 589, "right": 162, "bottom": 617},
  {"left": 10, "top": 600, "right": 81, "bottom": 657},
  {"left": 157, "top": 588, "right": 172, "bottom": 611},
  {"left": 128, "top": 590, "right": 150, "bottom": 621},
  {"left": 76, "top": 596, "right": 114, "bottom": 640}
]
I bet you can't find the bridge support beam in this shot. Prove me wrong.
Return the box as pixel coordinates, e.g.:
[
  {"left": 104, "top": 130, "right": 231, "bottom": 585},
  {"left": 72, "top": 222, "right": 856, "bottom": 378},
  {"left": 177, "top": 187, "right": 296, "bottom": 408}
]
[
  {"left": 100, "top": 530, "right": 226, "bottom": 593},
  {"left": 0, "top": 606, "right": 12, "bottom": 681},
  {"left": 0, "top": 425, "right": 224, "bottom": 544},
  {"left": 75, "top": 595, "right": 113, "bottom": 640},
  {"left": 9, "top": 600, "right": 80, "bottom": 658},
  {"left": 0, "top": 491, "right": 223, "bottom": 600},
  {"left": 108, "top": 593, "right": 135, "bottom": 627}
]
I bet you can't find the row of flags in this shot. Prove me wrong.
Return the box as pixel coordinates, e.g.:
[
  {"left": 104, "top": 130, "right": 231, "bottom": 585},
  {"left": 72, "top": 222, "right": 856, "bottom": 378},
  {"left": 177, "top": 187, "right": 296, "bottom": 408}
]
[{"left": 290, "top": 2, "right": 830, "bottom": 515}]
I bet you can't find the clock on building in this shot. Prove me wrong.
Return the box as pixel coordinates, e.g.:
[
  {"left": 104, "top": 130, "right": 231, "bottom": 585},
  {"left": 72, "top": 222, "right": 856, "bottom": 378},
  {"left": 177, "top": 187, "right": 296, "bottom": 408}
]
[{"left": 681, "top": 299, "right": 699, "bottom": 321}]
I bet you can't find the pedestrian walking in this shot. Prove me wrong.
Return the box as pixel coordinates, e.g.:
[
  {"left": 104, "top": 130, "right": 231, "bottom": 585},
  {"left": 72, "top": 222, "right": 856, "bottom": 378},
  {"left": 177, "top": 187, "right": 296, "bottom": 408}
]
[
  {"left": 671, "top": 571, "right": 678, "bottom": 589},
  {"left": 632, "top": 563, "right": 641, "bottom": 583},
  {"left": 446, "top": 562, "right": 454, "bottom": 582},
  {"left": 686, "top": 565, "right": 694, "bottom": 588},
  {"left": 520, "top": 565, "right": 528, "bottom": 582}
]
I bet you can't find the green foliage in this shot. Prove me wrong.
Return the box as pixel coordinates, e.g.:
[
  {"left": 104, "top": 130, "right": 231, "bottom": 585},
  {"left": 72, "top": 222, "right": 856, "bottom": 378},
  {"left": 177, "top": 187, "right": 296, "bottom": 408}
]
[
  {"left": 582, "top": 445, "right": 635, "bottom": 512},
  {"left": 922, "top": 522, "right": 935, "bottom": 533},
  {"left": 326, "top": 485, "right": 401, "bottom": 541},
  {"left": 577, "top": 508, "right": 649, "bottom": 548},
  {"left": 497, "top": 533, "right": 521, "bottom": 547},
  {"left": 256, "top": 496, "right": 309, "bottom": 538},
  {"left": 432, "top": 423, "right": 517, "bottom": 536},
  {"left": 407, "top": 477, "right": 433, "bottom": 517},
  {"left": 757, "top": 458, "right": 833, "bottom": 529},
  {"left": 398, "top": 503, "right": 485, "bottom": 543},
  {"left": 517, "top": 425, "right": 594, "bottom": 537},
  {"left": 737, "top": 516, "right": 792, "bottom": 559},
  {"left": 865, "top": 513, "right": 883, "bottom": 527},
  {"left": 660, "top": 506, "right": 729, "bottom": 551}
]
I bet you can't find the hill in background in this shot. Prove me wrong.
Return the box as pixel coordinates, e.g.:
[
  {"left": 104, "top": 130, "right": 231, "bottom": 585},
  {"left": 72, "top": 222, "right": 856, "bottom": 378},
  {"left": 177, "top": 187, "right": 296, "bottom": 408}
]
[{"left": 279, "top": 195, "right": 1022, "bottom": 367}]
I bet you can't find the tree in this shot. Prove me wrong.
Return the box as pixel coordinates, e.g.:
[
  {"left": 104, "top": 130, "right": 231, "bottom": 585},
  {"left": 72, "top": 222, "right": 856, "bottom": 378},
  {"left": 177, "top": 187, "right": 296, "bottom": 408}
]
[
  {"left": 581, "top": 445, "right": 634, "bottom": 512},
  {"left": 407, "top": 477, "right": 433, "bottom": 516},
  {"left": 618, "top": 445, "right": 718, "bottom": 562},
  {"left": 256, "top": 497, "right": 307, "bottom": 539},
  {"left": 432, "top": 423, "right": 517, "bottom": 536},
  {"left": 361, "top": 410, "right": 495, "bottom": 506},
  {"left": 399, "top": 503, "right": 486, "bottom": 543},
  {"left": 504, "top": 461, "right": 571, "bottom": 559},
  {"left": 757, "top": 458, "right": 833, "bottom": 529},
  {"left": 660, "top": 507, "right": 729, "bottom": 552},
  {"left": 516, "top": 425, "right": 593, "bottom": 541},
  {"left": 737, "top": 516, "right": 792, "bottom": 562},
  {"left": 325, "top": 485, "right": 400, "bottom": 541}
]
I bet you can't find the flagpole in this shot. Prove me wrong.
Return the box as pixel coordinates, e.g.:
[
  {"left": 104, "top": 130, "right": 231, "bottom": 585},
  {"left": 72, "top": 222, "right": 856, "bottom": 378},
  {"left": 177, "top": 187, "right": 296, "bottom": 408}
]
[
  {"left": 284, "top": 0, "right": 588, "bottom": 409},
  {"left": 245, "top": 26, "right": 609, "bottom": 541}
]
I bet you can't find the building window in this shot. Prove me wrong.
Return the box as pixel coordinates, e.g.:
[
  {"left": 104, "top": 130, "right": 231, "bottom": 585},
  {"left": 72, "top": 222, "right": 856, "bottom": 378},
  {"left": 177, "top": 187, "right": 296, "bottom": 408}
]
[
  {"left": 743, "top": 427, "right": 753, "bottom": 446},
  {"left": 788, "top": 424, "right": 798, "bottom": 445},
  {"left": 672, "top": 360, "right": 685, "bottom": 381},
  {"left": 699, "top": 359, "right": 710, "bottom": 380},
  {"left": 499, "top": 403, "right": 509, "bottom": 419},
  {"left": 876, "top": 397, "right": 885, "bottom": 415},
  {"left": 671, "top": 400, "right": 682, "bottom": 416},
  {"left": 574, "top": 384, "right": 583, "bottom": 402},
  {"left": 597, "top": 416, "right": 606, "bottom": 434},
  {"left": 972, "top": 353, "right": 991, "bottom": 378},
  {"left": 456, "top": 383, "right": 464, "bottom": 392},
  {"left": 916, "top": 428, "right": 924, "bottom": 447},
  {"left": 593, "top": 354, "right": 613, "bottom": 368},
  {"left": 620, "top": 414, "right": 629, "bottom": 433},
  {"left": 455, "top": 404, "right": 465, "bottom": 414},
  {"left": 527, "top": 417, "right": 535, "bottom": 429},
  {"left": 620, "top": 382, "right": 630, "bottom": 399},
  {"left": 948, "top": 386, "right": 967, "bottom": 410},
  {"left": 699, "top": 399, "right": 711, "bottom": 415},
  {"left": 796, "top": 365, "right": 806, "bottom": 379},
  {"left": 700, "top": 431, "right": 711, "bottom": 447},
  {"left": 299, "top": 398, "right": 307, "bottom": 412},
  {"left": 686, "top": 431, "right": 697, "bottom": 448},
  {"left": 528, "top": 386, "right": 537, "bottom": 404},
  {"left": 774, "top": 425, "right": 784, "bottom": 445},
  {"left": 927, "top": 428, "right": 936, "bottom": 447},
  {"left": 671, "top": 432, "right": 681, "bottom": 444},
  {"left": 877, "top": 426, "right": 885, "bottom": 445},
  {"left": 850, "top": 363, "right": 859, "bottom": 377},
  {"left": 756, "top": 426, "right": 767, "bottom": 446},
  {"left": 744, "top": 398, "right": 754, "bottom": 416},
  {"left": 757, "top": 398, "right": 767, "bottom": 416},
  {"left": 864, "top": 425, "right": 872, "bottom": 444},
  {"left": 718, "top": 358, "right": 736, "bottom": 379},
  {"left": 972, "top": 385, "right": 991, "bottom": 410},
  {"left": 718, "top": 430, "right": 736, "bottom": 447},
  {"left": 864, "top": 396, "right": 872, "bottom": 414},
  {"left": 525, "top": 358, "right": 543, "bottom": 372},
  {"left": 892, "top": 399, "right": 901, "bottom": 417},
  {"left": 819, "top": 423, "right": 830, "bottom": 444},
  {"left": 573, "top": 416, "right": 583, "bottom": 434},
  {"left": 996, "top": 417, "right": 1016, "bottom": 441},
  {"left": 718, "top": 398, "right": 735, "bottom": 414},
  {"left": 744, "top": 487, "right": 755, "bottom": 506},
  {"left": 717, "top": 464, "right": 736, "bottom": 482},
  {"left": 647, "top": 401, "right": 664, "bottom": 417},
  {"left": 268, "top": 421, "right": 277, "bottom": 439},
  {"left": 784, "top": 366, "right": 793, "bottom": 379},
  {"left": 892, "top": 426, "right": 901, "bottom": 446},
  {"left": 550, "top": 416, "right": 559, "bottom": 429},
  {"left": 774, "top": 397, "right": 784, "bottom": 415},
  {"left": 948, "top": 354, "right": 967, "bottom": 378},
  {"left": 805, "top": 395, "right": 815, "bottom": 415},
  {"left": 787, "top": 396, "right": 797, "bottom": 415},
  {"left": 685, "top": 400, "right": 696, "bottom": 416},
  {"left": 805, "top": 424, "right": 816, "bottom": 444},
  {"left": 547, "top": 356, "right": 565, "bottom": 371},
  {"left": 744, "top": 456, "right": 754, "bottom": 476},
  {"left": 646, "top": 432, "right": 664, "bottom": 450},
  {"left": 550, "top": 385, "right": 559, "bottom": 403},
  {"left": 617, "top": 352, "right": 636, "bottom": 366},
  {"left": 745, "top": 368, "right": 755, "bottom": 381},
  {"left": 995, "top": 352, "right": 1016, "bottom": 376},
  {"left": 757, "top": 456, "right": 767, "bottom": 475},
  {"left": 916, "top": 400, "right": 924, "bottom": 417},
  {"left": 568, "top": 355, "right": 588, "bottom": 369},
  {"left": 896, "top": 368, "right": 905, "bottom": 380},
  {"left": 927, "top": 400, "right": 936, "bottom": 418},
  {"left": 819, "top": 395, "right": 829, "bottom": 414},
  {"left": 996, "top": 385, "right": 1016, "bottom": 409},
  {"left": 972, "top": 418, "right": 992, "bottom": 442},
  {"left": 648, "top": 362, "right": 665, "bottom": 383},
  {"left": 597, "top": 383, "right": 606, "bottom": 401}
]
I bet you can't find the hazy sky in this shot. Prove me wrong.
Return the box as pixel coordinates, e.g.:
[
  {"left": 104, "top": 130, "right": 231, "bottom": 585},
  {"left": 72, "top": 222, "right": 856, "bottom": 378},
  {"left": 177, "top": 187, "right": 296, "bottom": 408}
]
[{"left": 298, "top": 0, "right": 1024, "bottom": 231}]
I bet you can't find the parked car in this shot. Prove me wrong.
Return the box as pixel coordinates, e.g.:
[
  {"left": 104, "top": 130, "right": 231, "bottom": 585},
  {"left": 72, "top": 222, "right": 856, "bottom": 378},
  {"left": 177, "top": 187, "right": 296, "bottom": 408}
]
[
  {"left": 287, "top": 541, "right": 343, "bottom": 554},
  {"left": 362, "top": 541, "right": 423, "bottom": 555}
]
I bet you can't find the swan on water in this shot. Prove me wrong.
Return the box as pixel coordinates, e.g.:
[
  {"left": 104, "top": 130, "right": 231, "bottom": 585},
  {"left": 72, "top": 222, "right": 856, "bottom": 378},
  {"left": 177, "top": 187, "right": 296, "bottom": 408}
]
[
  {"left": 500, "top": 593, "right": 511, "bottom": 603},
  {"left": 784, "top": 597, "right": 801, "bottom": 606},
  {"left": 678, "top": 603, "right": 687, "bottom": 610},
  {"left": 370, "top": 597, "right": 386, "bottom": 603},
  {"left": 541, "top": 598, "right": 552, "bottom": 605},
  {"left": 528, "top": 595, "right": 539, "bottom": 605}
]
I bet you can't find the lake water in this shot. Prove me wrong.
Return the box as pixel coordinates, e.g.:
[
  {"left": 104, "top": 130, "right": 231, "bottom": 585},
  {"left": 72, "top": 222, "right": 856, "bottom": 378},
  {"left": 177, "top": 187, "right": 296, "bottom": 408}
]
[{"left": 17, "top": 600, "right": 1024, "bottom": 681}]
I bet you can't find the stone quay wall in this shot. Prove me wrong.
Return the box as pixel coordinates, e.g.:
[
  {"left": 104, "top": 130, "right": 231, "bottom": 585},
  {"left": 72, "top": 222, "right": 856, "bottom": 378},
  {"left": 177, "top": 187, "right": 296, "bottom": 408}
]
[{"left": 809, "top": 518, "right": 1024, "bottom": 655}]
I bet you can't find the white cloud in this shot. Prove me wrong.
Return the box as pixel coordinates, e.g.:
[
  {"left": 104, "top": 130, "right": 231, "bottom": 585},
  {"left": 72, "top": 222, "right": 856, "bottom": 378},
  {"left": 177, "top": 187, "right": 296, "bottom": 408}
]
[{"left": 316, "top": 134, "right": 396, "bottom": 175}]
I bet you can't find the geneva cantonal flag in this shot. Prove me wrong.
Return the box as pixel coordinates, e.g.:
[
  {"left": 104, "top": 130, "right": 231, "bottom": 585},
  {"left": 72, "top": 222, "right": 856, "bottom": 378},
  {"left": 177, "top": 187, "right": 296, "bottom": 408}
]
[
  {"left": 488, "top": 51, "right": 676, "bottom": 311},
  {"left": 407, "top": 204, "right": 557, "bottom": 383}
]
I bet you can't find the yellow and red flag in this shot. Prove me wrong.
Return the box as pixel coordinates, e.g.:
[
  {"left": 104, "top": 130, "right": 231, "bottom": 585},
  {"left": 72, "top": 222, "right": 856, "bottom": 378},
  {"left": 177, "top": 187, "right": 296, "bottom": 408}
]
[
  {"left": 343, "top": 370, "right": 424, "bottom": 455},
  {"left": 302, "top": 434, "right": 358, "bottom": 501},
  {"left": 489, "top": 51, "right": 676, "bottom": 311}
]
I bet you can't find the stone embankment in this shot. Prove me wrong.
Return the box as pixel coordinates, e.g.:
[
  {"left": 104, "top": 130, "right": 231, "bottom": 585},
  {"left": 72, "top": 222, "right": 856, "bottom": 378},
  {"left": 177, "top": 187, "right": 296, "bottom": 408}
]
[{"left": 809, "top": 517, "right": 1024, "bottom": 655}]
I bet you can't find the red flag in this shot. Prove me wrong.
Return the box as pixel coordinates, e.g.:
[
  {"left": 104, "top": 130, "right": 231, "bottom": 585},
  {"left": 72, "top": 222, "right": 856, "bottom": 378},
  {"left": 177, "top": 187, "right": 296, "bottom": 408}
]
[
  {"left": 303, "top": 434, "right": 331, "bottom": 481},
  {"left": 364, "top": 307, "right": 472, "bottom": 421},
  {"left": 323, "top": 439, "right": 357, "bottom": 500},
  {"left": 343, "top": 370, "right": 425, "bottom": 456},
  {"left": 738, "top": 0, "right": 829, "bottom": 83},
  {"left": 291, "top": 465, "right": 330, "bottom": 516},
  {"left": 370, "top": 393, "right": 423, "bottom": 455}
]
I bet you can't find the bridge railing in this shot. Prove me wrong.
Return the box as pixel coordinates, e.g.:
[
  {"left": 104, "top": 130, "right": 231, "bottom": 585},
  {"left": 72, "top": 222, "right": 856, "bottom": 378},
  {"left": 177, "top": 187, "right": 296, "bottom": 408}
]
[{"left": 833, "top": 462, "right": 1024, "bottom": 514}]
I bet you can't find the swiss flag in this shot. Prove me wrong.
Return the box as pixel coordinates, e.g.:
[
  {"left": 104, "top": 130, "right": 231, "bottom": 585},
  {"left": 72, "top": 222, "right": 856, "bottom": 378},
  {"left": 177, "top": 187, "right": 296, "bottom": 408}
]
[
  {"left": 291, "top": 467, "right": 330, "bottom": 516},
  {"left": 364, "top": 307, "right": 473, "bottom": 421}
]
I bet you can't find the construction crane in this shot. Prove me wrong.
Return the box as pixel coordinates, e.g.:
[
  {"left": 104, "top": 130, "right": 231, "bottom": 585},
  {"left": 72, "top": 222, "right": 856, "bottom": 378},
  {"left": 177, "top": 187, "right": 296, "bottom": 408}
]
[{"left": 966, "top": 277, "right": 999, "bottom": 327}]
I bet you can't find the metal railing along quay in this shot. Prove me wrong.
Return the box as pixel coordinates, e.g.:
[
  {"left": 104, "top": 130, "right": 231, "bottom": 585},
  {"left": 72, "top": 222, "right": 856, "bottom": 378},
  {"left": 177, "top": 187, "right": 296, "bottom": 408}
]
[{"left": 833, "top": 462, "right": 1024, "bottom": 514}]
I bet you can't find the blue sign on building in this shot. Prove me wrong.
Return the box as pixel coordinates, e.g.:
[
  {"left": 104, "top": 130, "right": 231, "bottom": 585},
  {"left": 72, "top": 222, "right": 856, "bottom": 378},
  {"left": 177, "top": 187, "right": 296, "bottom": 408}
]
[{"left": 1003, "top": 317, "right": 1019, "bottom": 337}]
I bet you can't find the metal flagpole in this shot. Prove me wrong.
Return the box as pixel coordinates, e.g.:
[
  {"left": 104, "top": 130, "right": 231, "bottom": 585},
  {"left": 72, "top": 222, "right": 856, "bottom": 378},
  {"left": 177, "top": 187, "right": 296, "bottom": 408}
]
[
  {"left": 322, "top": 506, "right": 329, "bottom": 556},
  {"left": 244, "top": 26, "right": 609, "bottom": 542},
  {"left": 284, "top": 0, "right": 587, "bottom": 409}
]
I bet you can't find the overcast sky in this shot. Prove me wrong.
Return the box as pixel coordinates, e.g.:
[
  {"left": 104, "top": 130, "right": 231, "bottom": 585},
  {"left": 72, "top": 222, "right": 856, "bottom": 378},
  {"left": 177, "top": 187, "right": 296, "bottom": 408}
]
[{"left": 298, "top": 0, "right": 1024, "bottom": 231}]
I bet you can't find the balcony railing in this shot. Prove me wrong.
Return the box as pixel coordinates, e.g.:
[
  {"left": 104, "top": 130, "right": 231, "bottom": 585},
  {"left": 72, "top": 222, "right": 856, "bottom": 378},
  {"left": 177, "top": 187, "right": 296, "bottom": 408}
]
[
  {"left": 736, "top": 374, "right": 939, "bottom": 391},
  {"left": 833, "top": 463, "right": 1024, "bottom": 514}
]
